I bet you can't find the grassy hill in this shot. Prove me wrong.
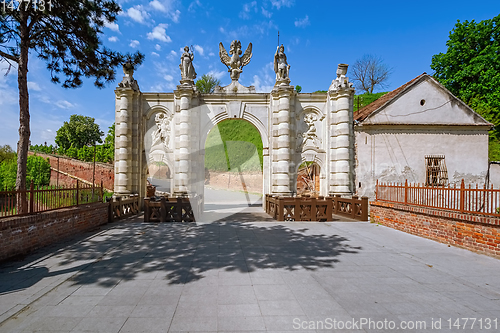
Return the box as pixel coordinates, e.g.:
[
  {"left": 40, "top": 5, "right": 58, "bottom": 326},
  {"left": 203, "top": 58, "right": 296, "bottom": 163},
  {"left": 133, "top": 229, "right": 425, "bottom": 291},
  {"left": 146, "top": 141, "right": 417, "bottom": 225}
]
[
  {"left": 353, "top": 92, "right": 388, "bottom": 112},
  {"left": 204, "top": 93, "right": 388, "bottom": 172},
  {"left": 205, "top": 119, "right": 263, "bottom": 172}
]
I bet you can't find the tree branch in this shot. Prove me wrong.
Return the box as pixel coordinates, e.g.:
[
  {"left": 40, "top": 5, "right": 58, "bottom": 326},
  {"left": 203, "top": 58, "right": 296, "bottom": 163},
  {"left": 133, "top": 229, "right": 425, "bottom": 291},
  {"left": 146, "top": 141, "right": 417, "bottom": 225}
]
[{"left": 0, "top": 50, "right": 18, "bottom": 63}]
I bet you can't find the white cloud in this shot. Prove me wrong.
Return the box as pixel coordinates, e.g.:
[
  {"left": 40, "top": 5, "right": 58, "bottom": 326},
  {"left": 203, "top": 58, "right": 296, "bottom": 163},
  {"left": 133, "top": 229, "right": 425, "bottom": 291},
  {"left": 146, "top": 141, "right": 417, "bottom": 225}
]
[
  {"left": 251, "top": 62, "right": 275, "bottom": 93},
  {"left": 108, "top": 36, "right": 119, "bottom": 42},
  {"left": 164, "top": 74, "right": 174, "bottom": 81},
  {"left": 188, "top": 0, "right": 202, "bottom": 12},
  {"left": 152, "top": 52, "right": 160, "bottom": 57},
  {"left": 294, "top": 15, "right": 310, "bottom": 28},
  {"left": 261, "top": 7, "right": 272, "bottom": 18},
  {"left": 240, "top": 1, "right": 257, "bottom": 19},
  {"left": 193, "top": 45, "right": 204, "bottom": 56},
  {"left": 27, "top": 82, "right": 41, "bottom": 91},
  {"left": 208, "top": 52, "right": 215, "bottom": 57},
  {"left": 129, "top": 40, "right": 140, "bottom": 48},
  {"left": 167, "top": 50, "right": 178, "bottom": 61},
  {"left": 147, "top": 24, "right": 172, "bottom": 42},
  {"left": 170, "top": 9, "right": 181, "bottom": 23},
  {"left": 104, "top": 21, "right": 120, "bottom": 33},
  {"left": 207, "top": 70, "right": 225, "bottom": 80},
  {"left": 271, "top": 0, "right": 294, "bottom": 9},
  {"left": 219, "top": 27, "right": 225, "bottom": 33},
  {"left": 155, "top": 44, "right": 161, "bottom": 51},
  {"left": 150, "top": 0, "right": 167, "bottom": 11},
  {"left": 55, "top": 100, "right": 75, "bottom": 109},
  {"left": 127, "top": 5, "right": 150, "bottom": 24}
]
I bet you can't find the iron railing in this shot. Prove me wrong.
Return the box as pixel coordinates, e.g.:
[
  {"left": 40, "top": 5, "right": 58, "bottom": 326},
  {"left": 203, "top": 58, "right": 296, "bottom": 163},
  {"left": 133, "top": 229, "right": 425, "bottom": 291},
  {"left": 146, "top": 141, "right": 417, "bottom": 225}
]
[
  {"left": 0, "top": 180, "right": 104, "bottom": 218},
  {"left": 376, "top": 179, "right": 500, "bottom": 217}
]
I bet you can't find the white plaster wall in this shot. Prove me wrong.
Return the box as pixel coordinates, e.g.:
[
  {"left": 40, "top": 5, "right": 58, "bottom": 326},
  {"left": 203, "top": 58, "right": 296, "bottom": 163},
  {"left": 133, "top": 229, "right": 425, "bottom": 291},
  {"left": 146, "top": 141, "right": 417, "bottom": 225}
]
[
  {"left": 365, "top": 79, "right": 488, "bottom": 126},
  {"left": 355, "top": 127, "right": 489, "bottom": 199}
]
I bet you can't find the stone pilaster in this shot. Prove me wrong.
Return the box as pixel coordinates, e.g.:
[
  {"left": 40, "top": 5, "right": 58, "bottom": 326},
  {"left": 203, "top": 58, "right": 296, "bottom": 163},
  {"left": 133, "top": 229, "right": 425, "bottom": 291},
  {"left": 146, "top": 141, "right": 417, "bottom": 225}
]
[
  {"left": 114, "top": 90, "right": 132, "bottom": 195},
  {"left": 114, "top": 64, "right": 140, "bottom": 196},
  {"left": 328, "top": 64, "right": 355, "bottom": 196},
  {"left": 174, "top": 85, "right": 195, "bottom": 195},
  {"left": 271, "top": 86, "right": 294, "bottom": 196}
]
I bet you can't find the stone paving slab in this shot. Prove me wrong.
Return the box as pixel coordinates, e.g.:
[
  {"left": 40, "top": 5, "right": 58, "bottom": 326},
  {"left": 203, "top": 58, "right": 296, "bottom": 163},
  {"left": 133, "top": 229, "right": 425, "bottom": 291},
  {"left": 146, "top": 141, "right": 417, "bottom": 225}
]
[{"left": 0, "top": 214, "right": 499, "bottom": 332}]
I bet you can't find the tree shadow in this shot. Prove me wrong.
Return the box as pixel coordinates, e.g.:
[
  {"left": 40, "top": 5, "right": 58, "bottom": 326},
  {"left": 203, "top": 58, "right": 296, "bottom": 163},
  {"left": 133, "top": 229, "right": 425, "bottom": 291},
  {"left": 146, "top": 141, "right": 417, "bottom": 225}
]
[{"left": 0, "top": 220, "right": 362, "bottom": 292}]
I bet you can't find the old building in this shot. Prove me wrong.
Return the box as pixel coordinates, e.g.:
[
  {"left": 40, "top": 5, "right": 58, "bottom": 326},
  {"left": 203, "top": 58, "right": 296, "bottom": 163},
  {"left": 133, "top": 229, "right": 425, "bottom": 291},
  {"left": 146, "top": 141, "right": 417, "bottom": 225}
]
[{"left": 354, "top": 73, "right": 492, "bottom": 199}]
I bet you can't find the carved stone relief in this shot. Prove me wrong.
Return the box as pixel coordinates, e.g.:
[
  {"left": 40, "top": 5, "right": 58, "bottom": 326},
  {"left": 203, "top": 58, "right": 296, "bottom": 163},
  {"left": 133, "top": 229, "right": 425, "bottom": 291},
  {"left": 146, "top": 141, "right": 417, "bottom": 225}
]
[{"left": 297, "top": 112, "right": 322, "bottom": 151}]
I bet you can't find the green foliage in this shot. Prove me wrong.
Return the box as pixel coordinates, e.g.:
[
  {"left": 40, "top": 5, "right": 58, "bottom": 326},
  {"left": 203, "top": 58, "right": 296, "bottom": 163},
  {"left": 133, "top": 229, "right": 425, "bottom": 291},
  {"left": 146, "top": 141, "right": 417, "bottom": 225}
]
[
  {"left": 26, "top": 155, "right": 51, "bottom": 187},
  {"left": 104, "top": 123, "right": 115, "bottom": 146},
  {"left": 29, "top": 144, "right": 55, "bottom": 154},
  {"left": 195, "top": 74, "right": 221, "bottom": 93},
  {"left": 0, "top": 155, "right": 50, "bottom": 190},
  {"left": 55, "top": 114, "right": 104, "bottom": 150},
  {"left": 205, "top": 119, "right": 263, "bottom": 172},
  {"left": 430, "top": 14, "right": 500, "bottom": 160},
  {"left": 296, "top": 85, "right": 302, "bottom": 93},
  {"left": 353, "top": 92, "right": 389, "bottom": 112},
  {"left": 0, "top": 158, "right": 17, "bottom": 190},
  {"left": 0, "top": 145, "right": 15, "bottom": 163}
]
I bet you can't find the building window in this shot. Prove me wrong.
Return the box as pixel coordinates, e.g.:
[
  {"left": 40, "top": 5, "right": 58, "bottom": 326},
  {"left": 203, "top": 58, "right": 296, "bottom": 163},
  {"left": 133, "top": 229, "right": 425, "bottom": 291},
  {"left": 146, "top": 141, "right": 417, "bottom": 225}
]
[{"left": 425, "top": 155, "right": 448, "bottom": 186}]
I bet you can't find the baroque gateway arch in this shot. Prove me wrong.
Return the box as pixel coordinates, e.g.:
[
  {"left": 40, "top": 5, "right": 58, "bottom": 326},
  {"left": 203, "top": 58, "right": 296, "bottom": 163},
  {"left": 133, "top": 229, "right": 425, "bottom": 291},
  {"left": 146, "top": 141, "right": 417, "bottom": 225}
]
[{"left": 113, "top": 41, "right": 355, "bottom": 208}]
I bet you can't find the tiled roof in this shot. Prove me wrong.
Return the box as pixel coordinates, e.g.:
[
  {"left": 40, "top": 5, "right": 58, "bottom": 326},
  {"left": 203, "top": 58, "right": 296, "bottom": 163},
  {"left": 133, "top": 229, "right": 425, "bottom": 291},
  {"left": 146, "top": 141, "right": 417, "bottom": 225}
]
[{"left": 353, "top": 73, "right": 427, "bottom": 122}]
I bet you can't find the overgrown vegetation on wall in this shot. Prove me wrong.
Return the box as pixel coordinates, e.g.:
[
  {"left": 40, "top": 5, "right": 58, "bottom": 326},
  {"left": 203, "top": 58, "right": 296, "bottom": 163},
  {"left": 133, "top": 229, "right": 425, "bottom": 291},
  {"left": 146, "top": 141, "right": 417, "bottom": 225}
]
[
  {"left": 0, "top": 154, "right": 51, "bottom": 190},
  {"left": 205, "top": 119, "right": 263, "bottom": 172}
]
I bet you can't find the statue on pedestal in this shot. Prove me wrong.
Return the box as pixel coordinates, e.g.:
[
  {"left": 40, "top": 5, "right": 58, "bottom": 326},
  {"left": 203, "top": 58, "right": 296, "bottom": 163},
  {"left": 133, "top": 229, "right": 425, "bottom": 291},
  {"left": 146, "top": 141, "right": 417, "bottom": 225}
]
[
  {"left": 219, "top": 40, "right": 253, "bottom": 81},
  {"left": 274, "top": 44, "right": 290, "bottom": 85},
  {"left": 179, "top": 46, "right": 196, "bottom": 84}
]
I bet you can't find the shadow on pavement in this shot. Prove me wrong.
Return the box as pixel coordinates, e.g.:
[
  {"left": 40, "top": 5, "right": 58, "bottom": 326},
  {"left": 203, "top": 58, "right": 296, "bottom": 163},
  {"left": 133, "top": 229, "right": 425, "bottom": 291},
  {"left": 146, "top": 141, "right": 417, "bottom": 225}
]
[{"left": 0, "top": 220, "right": 362, "bottom": 292}]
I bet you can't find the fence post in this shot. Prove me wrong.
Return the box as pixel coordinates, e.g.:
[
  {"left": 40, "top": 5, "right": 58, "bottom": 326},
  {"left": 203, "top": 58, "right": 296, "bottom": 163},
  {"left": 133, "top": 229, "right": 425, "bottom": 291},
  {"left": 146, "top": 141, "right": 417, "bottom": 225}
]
[
  {"left": 100, "top": 180, "right": 104, "bottom": 202},
  {"left": 404, "top": 180, "right": 408, "bottom": 204},
  {"left": 311, "top": 197, "right": 317, "bottom": 221},
  {"left": 376, "top": 179, "right": 378, "bottom": 200},
  {"left": 460, "top": 179, "right": 465, "bottom": 212},
  {"left": 278, "top": 197, "right": 284, "bottom": 221},
  {"left": 76, "top": 179, "right": 79, "bottom": 206},
  {"left": 108, "top": 197, "right": 114, "bottom": 223},
  {"left": 361, "top": 196, "right": 369, "bottom": 221},
  {"left": 29, "top": 180, "right": 34, "bottom": 214},
  {"left": 351, "top": 195, "right": 358, "bottom": 218}
]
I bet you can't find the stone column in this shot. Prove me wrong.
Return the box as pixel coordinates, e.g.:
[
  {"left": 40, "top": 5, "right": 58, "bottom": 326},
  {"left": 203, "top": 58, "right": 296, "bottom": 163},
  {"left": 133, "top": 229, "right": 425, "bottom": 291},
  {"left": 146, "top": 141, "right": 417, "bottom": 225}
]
[
  {"left": 271, "top": 86, "right": 294, "bottom": 196},
  {"left": 114, "top": 64, "right": 140, "bottom": 196},
  {"left": 114, "top": 91, "right": 132, "bottom": 195},
  {"left": 328, "top": 64, "right": 355, "bottom": 195},
  {"left": 174, "top": 86, "right": 195, "bottom": 195}
]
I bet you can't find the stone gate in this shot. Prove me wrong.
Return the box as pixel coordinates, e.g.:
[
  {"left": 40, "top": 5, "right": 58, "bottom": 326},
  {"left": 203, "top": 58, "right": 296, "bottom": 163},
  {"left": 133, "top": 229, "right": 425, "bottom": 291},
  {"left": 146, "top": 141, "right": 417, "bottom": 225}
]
[{"left": 113, "top": 41, "right": 355, "bottom": 208}]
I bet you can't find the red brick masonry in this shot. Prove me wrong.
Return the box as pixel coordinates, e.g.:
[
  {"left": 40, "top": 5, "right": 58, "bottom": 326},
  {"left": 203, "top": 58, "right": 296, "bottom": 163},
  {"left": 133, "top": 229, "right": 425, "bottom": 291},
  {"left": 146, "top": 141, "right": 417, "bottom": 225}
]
[
  {"left": 370, "top": 201, "right": 500, "bottom": 258},
  {"left": 0, "top": 203, "right": 109, "bottom": 262}
]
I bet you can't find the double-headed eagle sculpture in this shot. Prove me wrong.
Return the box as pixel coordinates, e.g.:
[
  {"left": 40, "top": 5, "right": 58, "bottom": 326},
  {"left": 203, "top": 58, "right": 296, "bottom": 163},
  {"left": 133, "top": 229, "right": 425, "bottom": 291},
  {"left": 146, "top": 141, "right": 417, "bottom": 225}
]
[{"left": 219, "top": 40, "right": 253, "bottom": 81}]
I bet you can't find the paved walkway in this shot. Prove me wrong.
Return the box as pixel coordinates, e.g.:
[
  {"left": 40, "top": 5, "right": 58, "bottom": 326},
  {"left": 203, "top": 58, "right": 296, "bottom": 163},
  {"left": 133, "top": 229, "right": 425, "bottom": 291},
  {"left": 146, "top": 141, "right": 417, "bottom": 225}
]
[{"left": 1, "top": 207, "right": 499, "bottom": 332}]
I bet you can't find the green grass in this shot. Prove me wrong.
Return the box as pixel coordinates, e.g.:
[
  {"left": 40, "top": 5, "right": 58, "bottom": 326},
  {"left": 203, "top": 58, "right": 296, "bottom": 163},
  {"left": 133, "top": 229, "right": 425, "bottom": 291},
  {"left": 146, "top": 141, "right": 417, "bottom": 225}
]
[
  {"left": 353, "top": 92, "right": 388, "bottom": 112},
  {"left": 205, "top": 119, "right": 263, "bottom": 172}
]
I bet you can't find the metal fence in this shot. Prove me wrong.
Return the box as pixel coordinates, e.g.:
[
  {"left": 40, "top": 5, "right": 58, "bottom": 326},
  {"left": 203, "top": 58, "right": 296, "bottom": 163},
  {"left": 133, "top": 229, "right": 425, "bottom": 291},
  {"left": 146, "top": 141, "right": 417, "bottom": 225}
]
[
  {"left": 376, "top": 179, "right": 500, "bottom": 217},
  {"left": 0, "top": 180, "right": 104, "bottom": 218}
]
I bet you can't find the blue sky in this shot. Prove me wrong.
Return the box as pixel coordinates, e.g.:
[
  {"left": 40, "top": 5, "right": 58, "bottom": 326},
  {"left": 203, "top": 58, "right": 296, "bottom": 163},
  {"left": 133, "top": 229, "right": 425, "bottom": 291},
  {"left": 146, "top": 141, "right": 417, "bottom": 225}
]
[{"left": 1, "top": 0, "right": 499, "bottom": 149}]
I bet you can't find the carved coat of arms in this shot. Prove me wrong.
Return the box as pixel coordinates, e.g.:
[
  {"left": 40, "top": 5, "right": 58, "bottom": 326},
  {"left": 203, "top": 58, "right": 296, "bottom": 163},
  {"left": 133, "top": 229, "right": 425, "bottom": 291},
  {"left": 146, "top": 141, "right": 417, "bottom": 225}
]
[{"left": 219, "top": 40, "right": 252, "bottom": 81}]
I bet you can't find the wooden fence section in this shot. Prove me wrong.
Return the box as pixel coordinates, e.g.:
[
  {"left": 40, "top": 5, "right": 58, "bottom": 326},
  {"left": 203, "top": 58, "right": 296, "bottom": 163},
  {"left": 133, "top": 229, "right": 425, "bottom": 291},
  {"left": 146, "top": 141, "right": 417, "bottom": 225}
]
[
  {"left": 108, "top": 195, "right": 140, "bottom": 222},
  {"left": 144, "top": 197, "right": 196, "bottom": 222},
  {"left": 376, "top": 179, "right": 500, "bottom": 217},
  {"left": 0, "top": 180, "right": 103, "bottom": 218},
  {"left": 265, "top": 195, "right": 368, "bottom": 221}
]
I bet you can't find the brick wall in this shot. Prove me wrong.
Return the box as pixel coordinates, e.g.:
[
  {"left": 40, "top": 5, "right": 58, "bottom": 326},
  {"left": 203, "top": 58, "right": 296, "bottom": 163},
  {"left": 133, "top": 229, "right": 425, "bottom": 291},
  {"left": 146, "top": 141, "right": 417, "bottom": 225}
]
[
  {"left": 29, "top": 152, "right": 114, "bottom": 191},
  {"left": 370, "top": 201, "right": 500, "bottom": 258},
  {"left": 0, "top": 203, "right": 109, "bottom": 262}
]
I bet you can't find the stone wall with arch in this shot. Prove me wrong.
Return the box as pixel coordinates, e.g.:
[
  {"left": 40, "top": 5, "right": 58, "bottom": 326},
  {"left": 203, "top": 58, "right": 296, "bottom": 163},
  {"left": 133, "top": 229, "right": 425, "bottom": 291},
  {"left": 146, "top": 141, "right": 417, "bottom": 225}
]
[{"left": 113, "top": 63, "right": 355, "bottom": 211}]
